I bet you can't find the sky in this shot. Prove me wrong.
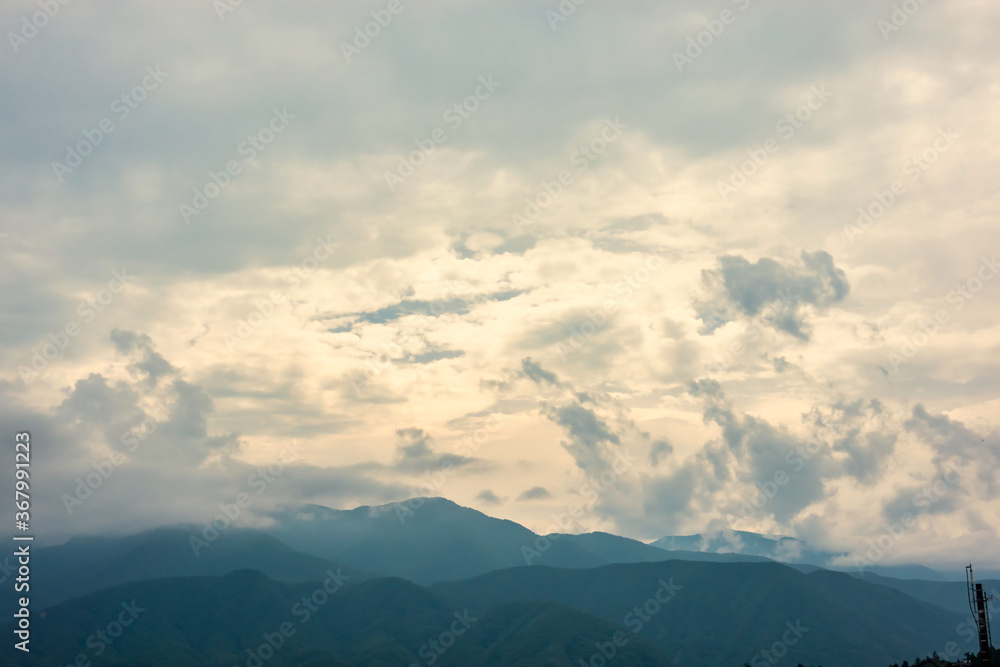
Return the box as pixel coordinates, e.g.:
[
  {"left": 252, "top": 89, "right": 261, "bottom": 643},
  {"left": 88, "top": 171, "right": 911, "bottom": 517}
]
[{"left": 1, "top": 0, "right": 999, "bottom": 570}]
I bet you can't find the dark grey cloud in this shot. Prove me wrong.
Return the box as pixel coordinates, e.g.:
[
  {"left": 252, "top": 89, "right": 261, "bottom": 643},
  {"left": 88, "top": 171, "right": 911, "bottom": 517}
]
[
  {"left": 636, "top": 385, "right": 999, "bottom": 540},
  {"left": 54, "top": 373, "right": 146, "bottom": 438},
  {"left": 325, "top": 289, "right": 528, "bottom": 327},
  {"left": 186, "top": 324, "right": 211, "bottom": 347},
  {"left": 899, "top": 404, "right": 1000, "bottom": 502},
  {"left": 357, "top": 297, "right": 470, "bottom": 325},
  {"left": 492, "top": 235, "right": 537, "bottom": 255},
  {"left": 393, "top": 427, "right": 476, "bottom": 473},
  {"left": 398, "top": 348, "right": 465, "bottom": 365},
  {"left": 517, "top": 486, "right": 551, "bottom": 501},
  {"left": 694, "top": 251, "right": 849, "bottom": 341},
  {"left": 53, "top": 364, "right": 241, "bottom": 468},
  {"left": 545, "top": 402, "right": 621, "bottom": 476},
  {"left": 111, "top": 328, "right": 176, "bottom": 387},
  {"left": 450, "top": 238, "right": 478, "bottom": 260},
  {"left": 686, "top": 380, "right": 833, "bottom": 523},
  {"left": 772, "top": 356, "right": 791, "bottom": 373},
  {"left": 805, "top": 398, "right": 897, "bottom": 486},
  {"left": 0, "top": 335, "right": 405, "bottom": 544},
  {"left": 905, "top": 404, "right": 1000, "bottom": 473},
  {"left": 586, "top": 235, "right": 664, "bottom": 256},
  {"left": 649, "top": 439, "right": 673, "bottom": 467},
  {"left": 638, "top": 465, "right": 698, "bottom": 531},
  {"left": 521, "top": 357, "right": 560, "bottom": 386},
  {"left": 475, "top": 489, "right": 505, "bottom": 505}
]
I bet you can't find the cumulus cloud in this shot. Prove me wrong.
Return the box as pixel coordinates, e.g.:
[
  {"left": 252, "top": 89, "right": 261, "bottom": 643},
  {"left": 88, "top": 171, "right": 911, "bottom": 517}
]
[
  {"left": 694, "top": 251, "right": 849, "bottom": 340},
  {"left": 544, "top": 402, "right": 622, "bottom": 476},
  {"left": 1, "top": 0, "right": 998, "bottom": 568},
  {"left": 0, "top": 334, "right": 407, "bottom": 543},
  {"left": 649, "top": 439, "right": 673, "bottom": 467},
  {"left": 397, "top": 347, "right": 465, "bottom": 365},
  {"left": 805, "top": 398, "right": 897, "bottom": 486},
  {"left": 476, "top": 489, "right": 506, "bottom": 505},
  {"left": 517, "top": 486, "right": 551, "bottom": 501},
  {"left": 110, "top": 328, "right": 176, "bottom": 387},
  {"left": 876, "top": 405, "right": 1000, "bottom": 524},
  {"left": 521, "top": 357, "right": 561, "bottom": 386},
  {"left": 393, "top": 428, "right": 477, "bottom": 473},
  {"left": 594, "top": 381, "right": 1000, "bottom": 570}
]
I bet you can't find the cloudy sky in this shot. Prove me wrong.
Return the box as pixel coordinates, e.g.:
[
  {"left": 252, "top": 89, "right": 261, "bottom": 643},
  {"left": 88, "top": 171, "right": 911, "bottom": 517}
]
[{"left": 2, "top": 0, "right": 999, "bottom": 569}]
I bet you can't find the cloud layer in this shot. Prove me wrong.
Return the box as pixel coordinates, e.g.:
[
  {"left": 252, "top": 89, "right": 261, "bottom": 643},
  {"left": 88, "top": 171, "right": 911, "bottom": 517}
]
[{"left": 1, "top": 0, "right": 999, "bottom": 568}]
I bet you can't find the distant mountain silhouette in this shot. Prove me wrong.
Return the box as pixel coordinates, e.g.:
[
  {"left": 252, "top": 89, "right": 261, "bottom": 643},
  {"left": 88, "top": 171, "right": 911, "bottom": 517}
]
[
  {"left": 262, "top": 498, "right": 608, "bottom": 584},
  {"left": 651, "top": 530, "right": 947, "bottom": 580},
  {"left": 554, "top": 530, "right": 772, "bottom": 565},
  {"left": 0, "top": 570, "right": 676, "bottom": 667},
  {"left": 431, "top": 559, "right": 970, "bottom": 667},
  {"left": 651, "top": 530, "right": 836, "bottom": 563},
  {"left": 263, "top": 498, "right": 779, "bottom": 584},
  {"left": 853, "top": 571, "right": 1000, "bottom": 636},
  {"left": 31, "top": 526, "right": 372, "bottom": 610},
  {"left": 17, "top": 497, "right": 996, "bottom": 666}
]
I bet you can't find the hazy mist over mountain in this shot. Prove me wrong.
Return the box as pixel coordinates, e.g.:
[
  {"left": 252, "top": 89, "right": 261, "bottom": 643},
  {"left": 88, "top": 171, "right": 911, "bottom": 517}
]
[{"left": 1, "top": 1, "right": 999, "bottom": 665}]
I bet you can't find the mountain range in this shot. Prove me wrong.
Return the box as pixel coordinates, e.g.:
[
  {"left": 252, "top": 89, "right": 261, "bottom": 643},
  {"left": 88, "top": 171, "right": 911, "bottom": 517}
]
[{"left": 3, "top": 497, "right": 996, "bottom": 667}]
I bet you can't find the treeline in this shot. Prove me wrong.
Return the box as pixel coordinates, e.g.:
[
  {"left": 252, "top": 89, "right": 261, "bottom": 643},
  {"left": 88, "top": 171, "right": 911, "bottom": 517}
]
[
  {"left": 887, "top": 652, "right": 998, "bottom": 667},
  {"left": 748, "top": 651, "right": 998, "bottom": 667}
]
